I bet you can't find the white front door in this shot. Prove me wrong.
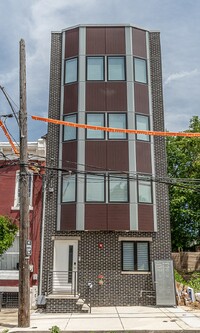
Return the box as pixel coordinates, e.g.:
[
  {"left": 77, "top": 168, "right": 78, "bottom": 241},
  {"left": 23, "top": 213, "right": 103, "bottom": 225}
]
[{"left": 53, "top": 240, "right": 78, "bottom": 293}]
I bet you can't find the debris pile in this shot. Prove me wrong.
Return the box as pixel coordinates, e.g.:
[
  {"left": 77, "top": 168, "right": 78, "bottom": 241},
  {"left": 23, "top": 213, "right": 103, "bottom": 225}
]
[{"left": 175, "top": 281, "right": 200, "bottom": 309}]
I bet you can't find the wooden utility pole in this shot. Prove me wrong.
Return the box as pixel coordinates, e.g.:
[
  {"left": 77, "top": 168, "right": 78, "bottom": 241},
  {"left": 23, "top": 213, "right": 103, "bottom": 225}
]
[{"left": 18, "top": 39, "right": 30, "bottom": 327}]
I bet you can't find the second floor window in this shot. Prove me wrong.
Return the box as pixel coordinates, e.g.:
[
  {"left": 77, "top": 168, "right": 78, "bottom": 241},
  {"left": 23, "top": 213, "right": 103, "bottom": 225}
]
[{"left": 13, "top": 171, "right": 33, "bottom": 209}]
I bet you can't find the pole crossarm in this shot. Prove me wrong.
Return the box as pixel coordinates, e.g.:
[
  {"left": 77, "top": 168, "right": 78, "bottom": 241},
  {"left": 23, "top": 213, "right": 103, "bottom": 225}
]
[
  {"left": 0, "top": 120, "right": 19, "bottom": 155},
  {"left": 32, "top": 115, "right": 200, "bottom": 138}
]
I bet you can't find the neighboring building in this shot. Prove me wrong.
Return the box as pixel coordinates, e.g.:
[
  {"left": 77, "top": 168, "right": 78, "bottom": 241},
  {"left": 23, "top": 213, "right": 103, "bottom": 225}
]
[
  {"left": 41, "top": 24, "right": 171, "bottom": 312},
  {"left": 0, "top": 138, "right": 46, "bottom": 308}
]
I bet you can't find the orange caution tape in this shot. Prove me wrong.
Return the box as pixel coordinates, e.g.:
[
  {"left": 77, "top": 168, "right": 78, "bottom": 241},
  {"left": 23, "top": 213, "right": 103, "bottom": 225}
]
[
  {"left": 32, "top": 115, "right": 200, "bottom": 138},
  {"left": 0, "top": 120, "right": 19, "bottom": 155}
]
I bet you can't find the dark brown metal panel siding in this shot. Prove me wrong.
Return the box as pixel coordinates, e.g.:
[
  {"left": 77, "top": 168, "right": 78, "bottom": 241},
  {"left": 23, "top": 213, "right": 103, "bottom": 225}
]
[
  {"left": 107, "top": 204, "right": 129, "bottom": 230},
  {"left": 134, "top": 83, "right": 149, "bottom": 114},
  {"left": 132, "top": 28, "right": 147, "bottom": 58},
  {"left": 107, "top": 141, "right": 129, "bottom": 171},
  {"left": 85, "top": 141, "right": 107, "bottom": 171},
  {"left": 106, "top": 82, "right": 127, "bottom": 111},
  {"left": 62, "top": 142, "right": 77, "bottom": 169},
  {"left": 136, "top": 141, "right": 152, "bottom": 173},
  {"left": 85, "top": 204, "right": 107, "bottom": 230},
  {"left": 138, "top": 204, "right": 154, "bottom": 231},
  {"left": 86, "top": 27, "right": 106, "bottom": 54},
  {"left": 86, "top": 82, "right": 106, "bottom": 111},
  {"left": 65, "top": 28, "right": 79, "bottom": 58},
  {"left": 106, "top": 27, "right": 125, "bottom": 54},
  {"left": 60, "top": 204, "right": 76, "bottom": 230},
  {"left": 63, "top": 84, "right": 78, "bottom": 114}
]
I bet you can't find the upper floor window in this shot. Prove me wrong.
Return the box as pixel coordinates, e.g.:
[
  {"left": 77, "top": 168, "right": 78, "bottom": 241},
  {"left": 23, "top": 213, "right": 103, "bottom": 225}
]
[
  {"left": 65, "top": 58, "right": 78, "bottom": 84},
  {"left": 87, "top": 57, "right": 104, "bottom": 81},
  {"left": 86, "top": 113, "right": 127, "bottom": 140},
  {"left": 136, "top": 115, "right": 150, "bottom": 141},
  {"left": 62, "top": 174, "right": 76, "bottom": 202},
  {"left": 86, "top": 113, "right": 105, "bottom": 139},
  {"left": 63, "top": 114, "right": 77, "bottom": 141},
  {"left": 86, "top": 174, "right": 105, "bottom": 202},
  {"left": 122, "top": 241, "right": 149, "bottom": 271},
  {"left": 13, "top": 171, "right": 33, "bottom": 209},
  {"left": 108, "top": 113, "right": 127, "bottom": 140},
  {"left": 87, "top": 56, "right": 125, "bottom": 81},
  {"left": 134, "top": 58, "right": 147, "bottom": 84},
  {"left": 107, "top": 56, "right": 125, "bottom": 81},
  {"left": 138, "top": 179, "right": 152, "bottom": 203},
  {"left": 109, "top": 174, "right": 128, "bottom": 202}
]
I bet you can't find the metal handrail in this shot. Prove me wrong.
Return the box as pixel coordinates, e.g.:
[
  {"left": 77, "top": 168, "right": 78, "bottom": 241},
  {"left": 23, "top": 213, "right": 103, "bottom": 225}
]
[{"left": 47, "top": 270, "right": 78, "bottom": 296}]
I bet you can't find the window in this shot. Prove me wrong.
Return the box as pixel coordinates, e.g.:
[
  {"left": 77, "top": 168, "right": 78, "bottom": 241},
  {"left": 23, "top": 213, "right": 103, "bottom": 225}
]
[
  {"left": 86, "top": 174, "right": 105, "bottom": 202},
  {"left": 108, "top": 56, "right": 125, "bottom": 81},
  {"left": 65, "top": 58, "right": 78, "bottom": 84},
  {"left": 122, "top": 241, "right": 149, "bottom": 271},
  {"left": 62, "top": 174, "right": 76, "bottom": 202},
  {"left": 0, "top": 235, "right": 19, "bottom": 270},
  {"left": 86, "top": 114, "right": 105, "bottom": 139},
  {"left": 109, "top": 174, "right": 128, "bottom": 202},
  {"left": 87, "top": 57, "right": 104, "bottom": 81},
  {"left": 13, "top": 171, "right": 33, "bottom": 209},
  {"left": 136, "top": 115, "right": 150, "bottom": 141},
  {"left": 63, "top": 114, "right": 77, "bottom": 141},
  {"left": 108, "top": 113, "right": 127, "bottom": 139},
  {"left": 134, "top": 58, "right": 147, "bottom": 83},
  {"left": 138, "top": 180, "right": 152, "bottom": 203}
]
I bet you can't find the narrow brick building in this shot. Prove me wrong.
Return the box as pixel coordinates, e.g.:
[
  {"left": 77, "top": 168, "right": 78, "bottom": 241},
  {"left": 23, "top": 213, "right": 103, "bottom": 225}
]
[{"left": 41, "top": 24, "right": 172, "bottom": 312}]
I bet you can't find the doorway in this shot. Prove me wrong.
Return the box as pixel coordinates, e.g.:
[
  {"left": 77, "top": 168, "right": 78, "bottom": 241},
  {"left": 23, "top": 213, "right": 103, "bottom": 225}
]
[{"left": 53, "top": 240, "right": 78, "bottom": 294}]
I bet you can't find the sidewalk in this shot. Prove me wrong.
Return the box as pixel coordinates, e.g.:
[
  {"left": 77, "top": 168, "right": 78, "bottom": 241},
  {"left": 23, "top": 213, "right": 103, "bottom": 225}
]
[{"left": 1, "top": 306, "right": 200, "bottom": 332}]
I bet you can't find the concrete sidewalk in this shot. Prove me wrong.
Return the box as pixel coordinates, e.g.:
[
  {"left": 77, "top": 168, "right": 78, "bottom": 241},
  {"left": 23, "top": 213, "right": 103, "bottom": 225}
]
[{"left": 1, "top": 306, "right": 200, "bottom": 332}]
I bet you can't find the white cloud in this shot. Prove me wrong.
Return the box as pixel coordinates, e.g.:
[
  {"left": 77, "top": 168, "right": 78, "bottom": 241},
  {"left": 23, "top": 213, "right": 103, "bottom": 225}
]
[{"left": 164, "top": 69, "right": 200, "bottom": 85}]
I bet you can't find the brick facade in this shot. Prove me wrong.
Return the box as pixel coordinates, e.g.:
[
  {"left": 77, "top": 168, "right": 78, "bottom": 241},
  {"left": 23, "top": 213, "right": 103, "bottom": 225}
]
[{"left": 42, "top": 26, "right": 171, "bottom": 312}]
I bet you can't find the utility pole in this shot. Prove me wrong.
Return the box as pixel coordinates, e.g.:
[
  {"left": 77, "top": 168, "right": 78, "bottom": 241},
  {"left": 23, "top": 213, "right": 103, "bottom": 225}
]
[{"left": 18, "top": 39, "right": 30, "bottom": 327}]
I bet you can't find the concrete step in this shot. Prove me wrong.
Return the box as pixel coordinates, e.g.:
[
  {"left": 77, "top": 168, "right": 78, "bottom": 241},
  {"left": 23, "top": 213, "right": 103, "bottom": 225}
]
[{"left": 76, "top": 298, "right": 85, "bottom": 305}]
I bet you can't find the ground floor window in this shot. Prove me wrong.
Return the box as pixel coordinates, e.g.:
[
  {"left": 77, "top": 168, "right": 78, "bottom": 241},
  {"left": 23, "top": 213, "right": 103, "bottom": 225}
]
[{"left": 122, "top": 241, "right": 149, "bottom": 272}]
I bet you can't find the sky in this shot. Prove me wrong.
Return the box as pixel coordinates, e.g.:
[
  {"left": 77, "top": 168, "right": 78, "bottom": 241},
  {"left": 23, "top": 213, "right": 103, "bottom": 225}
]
[{"left": 0, "top": 0, "right": 199, "bottom": 142}]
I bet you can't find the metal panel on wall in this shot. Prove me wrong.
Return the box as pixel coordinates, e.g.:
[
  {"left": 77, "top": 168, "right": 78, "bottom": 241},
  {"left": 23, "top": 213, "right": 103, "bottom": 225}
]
[{"left": 154, "top": 260, "right": 176, "bottom": 306}]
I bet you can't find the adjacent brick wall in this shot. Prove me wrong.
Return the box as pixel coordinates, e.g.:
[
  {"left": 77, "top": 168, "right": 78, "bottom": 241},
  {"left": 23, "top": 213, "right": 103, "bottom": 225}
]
[{"left": 41, "top": 32, "right": 62, "bottom": 294}]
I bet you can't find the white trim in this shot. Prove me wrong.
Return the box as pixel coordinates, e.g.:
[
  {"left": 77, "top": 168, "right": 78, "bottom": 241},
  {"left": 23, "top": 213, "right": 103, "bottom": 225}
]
[
  {"left": 126, "top": 26, "right": 138, "bottom": 230},
  {"left": 52, "top": 236, "right": 81, "bottom": 241},
  {"left": 121, "top": 271, "right": 151, "bottom": 275},
  {"left": 118, "top": 236, "right": 152, "bottom": 242},
  {"left": 76, "top": 26, "right": 86, "bottom": 231}
]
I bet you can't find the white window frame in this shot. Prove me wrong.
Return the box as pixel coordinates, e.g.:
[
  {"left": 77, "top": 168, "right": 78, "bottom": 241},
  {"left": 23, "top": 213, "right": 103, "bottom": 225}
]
[{"left": 12, "top": 171, "right": 33, "bottom": 210}]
